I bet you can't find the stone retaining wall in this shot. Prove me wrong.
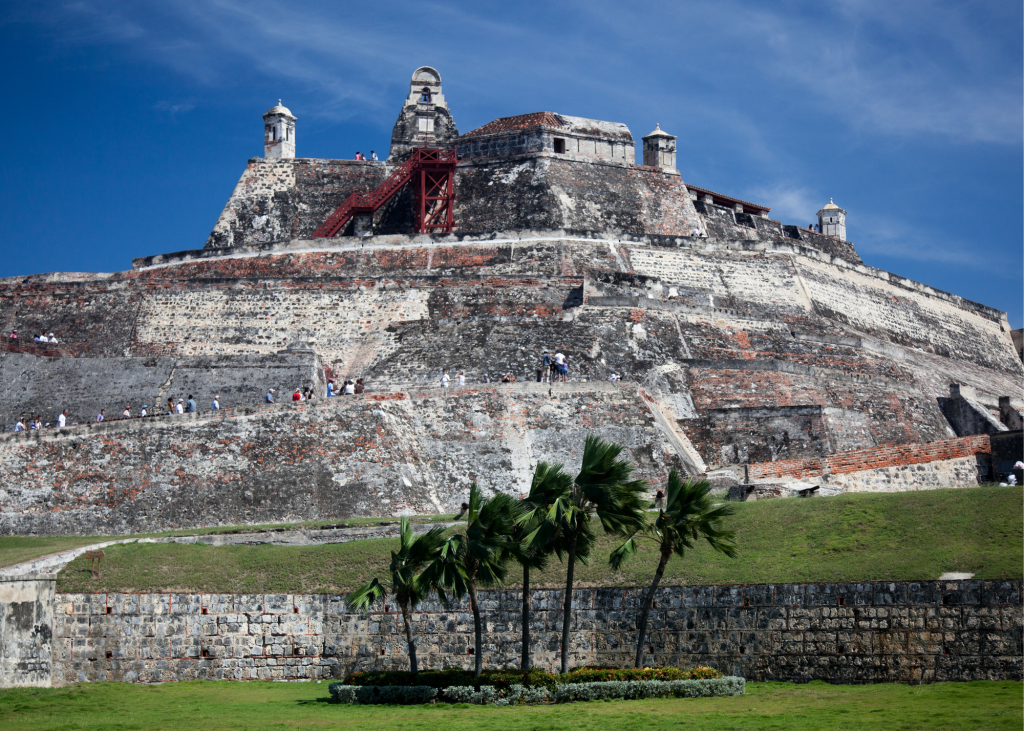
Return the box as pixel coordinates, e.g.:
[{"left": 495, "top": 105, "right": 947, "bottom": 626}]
[
  {"left": 32, "top": 579, "right": 1023, "bottom": 686},
  {"left": 748, "top": 434, "right": 991, "bottom": 483}
]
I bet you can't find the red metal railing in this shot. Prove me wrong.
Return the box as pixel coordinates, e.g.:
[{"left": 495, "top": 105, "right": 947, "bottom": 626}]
[{"left": 312, "top": 148, "right": 457, "bottom": 238}]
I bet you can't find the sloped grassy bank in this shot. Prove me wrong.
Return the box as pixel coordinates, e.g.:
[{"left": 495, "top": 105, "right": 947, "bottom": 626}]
[{"left": 54, "top": 487, "right": 1023, "bottom": 593}]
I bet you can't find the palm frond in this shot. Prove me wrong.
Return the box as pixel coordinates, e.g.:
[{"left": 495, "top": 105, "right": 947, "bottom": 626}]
[{"left": 346, "top": 577, "right": 387, "bottom": 613}]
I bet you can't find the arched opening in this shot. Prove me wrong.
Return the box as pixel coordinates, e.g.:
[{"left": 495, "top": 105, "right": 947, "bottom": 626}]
[{"left": 420, "top": 88, "right": 432, "bottom": 103}]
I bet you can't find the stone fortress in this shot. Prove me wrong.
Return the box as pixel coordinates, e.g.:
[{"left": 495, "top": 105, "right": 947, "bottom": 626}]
[{"left": 0, "top": 66, "right": 1021, "bottom": 537}]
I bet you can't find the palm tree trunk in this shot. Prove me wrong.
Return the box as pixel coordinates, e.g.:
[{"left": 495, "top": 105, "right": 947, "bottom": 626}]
[
  {"left": 400, "top": 598, "right": 418, "bottom": 674},
  {"left": 634, "top": 542, "right": 671, "bottom": 669},
  {"left": 559, "top": 529, "right": 578, "bottom": 674},
  {"left": 467, "top": 580, "right": 483, "bottom": 677},
  {"left": 521, "top": 563, "right": 531, "bottom": 671}
]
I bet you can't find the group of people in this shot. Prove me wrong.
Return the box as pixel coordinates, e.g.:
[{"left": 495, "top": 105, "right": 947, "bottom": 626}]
[
  {"left": 8, "top": 329, "right": 58, "bottom": 344},
  {"left": 353, "top": 151, "right": 379, "bottom": 161},
  {"left": 264, "top": 379, "right": 364, "bottom": 403},
  {"left": 327, "top": 378, "right": 364, "bottom": 396},
  {"left": 540, "top": 351, "right": 570, "bottom": 382},
  {"left": 435, "top": 351, "right": 578, "bottom": 388},
  {"left": 439, "top": 371, "right": 466, "bottom": 388}
]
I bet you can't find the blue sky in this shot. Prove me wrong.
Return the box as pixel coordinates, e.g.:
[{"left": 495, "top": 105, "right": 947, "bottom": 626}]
[{"left": 3, "top": 1, "right": 1021, "bottom": 326}]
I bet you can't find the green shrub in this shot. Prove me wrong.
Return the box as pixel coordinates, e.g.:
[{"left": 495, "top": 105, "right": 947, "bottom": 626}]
[
  {"left": 343, "top": 667, "right": 558, "bottom": 691},
  {"left": 559, "top": 666, "right": 721, "bottom": 684},
  {"left": 553, "top": 677, "right": 744, "bottom": 703},
  {"left": 328, "top": 683, "right": 437, "bottom": 705},
  {"left": 443, "top": 684, "right": 553, "bottom": 705}
]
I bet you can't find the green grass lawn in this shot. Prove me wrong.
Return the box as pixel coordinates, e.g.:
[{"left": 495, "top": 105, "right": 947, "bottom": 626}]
[
  {"left": 52, "top": 486, "right": 1022, "bottom": 594},
  {"left": 0, "top": 515, "right": 459, "bottom": 571},
  {"left": 0, "top": 680, "right": 1019, "bottom": 731}
]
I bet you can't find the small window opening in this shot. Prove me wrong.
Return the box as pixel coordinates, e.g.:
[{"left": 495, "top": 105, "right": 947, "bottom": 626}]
[
  {"left": 648, "top": 644, "right": 653, "bottom": 654},
  {"left": 272, "top": 127, "right": 277, "bottom": 141},
  {"left": 837, "top": 645, "right": 845, "bottom": 654},
  {"left": 837, "top": 596, "right": 845, "bottom": 606},
  {"left": 739, "top": 646, "right": 745, "bottom": 655},
  {"left": 467, "top": 647, "right": 475, "bottom": 655},
  {"left": 380, "top": 648, "right": 385, "bottom": 656},
  {"left": 106, "top": 607, "right": 112, "bottom": 614},
  {"left": 201, "top": 607, "right": 207, "bottom": 615},
  {"left": 202, "top": 648, "right": 211, "bottom": 658},
  {"left": 943, "top": 645, "right": 950, "bottom": 655},
  {"left": 942, "top": 595, "right": 950, "bottom": 606},
  {"left": 106, "top": 651, "right": 112, "bottom": 659},
  {"left": 420, "top": 88, "right": 431, "bottom": 103},
  {"left": 553, "top": 138, "right": 566, "bottom": 154},
  {"left": 743, "top": 597, "right": 750, "bottom": 607},
  {"left": 293, "top": 607, "right": 299, "bottom": 614}
]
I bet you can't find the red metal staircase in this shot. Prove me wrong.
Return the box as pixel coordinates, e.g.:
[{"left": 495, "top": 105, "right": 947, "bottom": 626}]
[{"left": 311, "top": 148, "right": 457, "bottom": 238}]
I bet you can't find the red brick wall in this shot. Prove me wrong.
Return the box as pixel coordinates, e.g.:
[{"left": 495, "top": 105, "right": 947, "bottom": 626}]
[{"left": 748, "top": 434, "right": 991, "bottom": 481}]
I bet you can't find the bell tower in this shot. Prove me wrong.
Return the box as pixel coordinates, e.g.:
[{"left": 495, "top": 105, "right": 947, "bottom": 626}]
[
  {"left": 263, "top": 101, "right": 296, "bottom": 159},
  {"left": 388, "top": 67, "right": 458, "bottom": 161}
]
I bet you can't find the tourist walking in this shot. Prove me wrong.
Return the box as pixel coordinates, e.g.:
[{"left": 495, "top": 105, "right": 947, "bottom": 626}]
[
  {"left": 457, "top": 371, "right": 465, "bottom": 387},
  {"left": 186, "top": 395, "right": 197, "bottom": 413},
  {"left": 167, "top": 397, "right": 174, "bottom": 414},
  {"left": 541, "top": 351, "right": 552, "bottom": 382},
  {"left": 123, "top": 405, "right": 131, "bottom": 419},
  {"left": 266, "top": 389, "right": 275, "bottom": 404},
  {"left": 440, "top": 370, "right": 450, "bottom": 388},
  {"left": 140, "top": 405, "right": 148, "bottom": 417},
  {"left": 57, "top": 409, "right": 68, "bottom": 428},
  {"left": 211, "top": 396, "right": 220, "bottom": 410}
]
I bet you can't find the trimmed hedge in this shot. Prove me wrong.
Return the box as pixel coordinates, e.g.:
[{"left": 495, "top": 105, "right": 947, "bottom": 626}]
[
  {"left": 553, "top": 678, "right": 745, "bottom": 702},
  {"left": 560, "top": 666, "right": 721, "bottom": 684},
  {"left": 342, "top": 668, "right": 558, "bottom": 691},
  {"left": 330, "top": 677, "right": 745, "bottom": 705},
  {"left": 328, "top": 684, "right": 437, "bottom": 705},
  {"left": 444, "top": 684, "right": 553, "bottom": 706}
]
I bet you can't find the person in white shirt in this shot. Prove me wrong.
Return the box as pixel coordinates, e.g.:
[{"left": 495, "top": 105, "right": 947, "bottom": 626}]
[
  {"left": 554, "top": 352, "right": 566, "bottom": 382},
  {"left": 457, "top": 371, "right": 465, "bottom": 386},
  {"left": 175, "top": 400, "right": 184, "bottom": 414},
  {"left": 440, "top": 370, "right": 450, "bottom": 388},
  {"left": 48, "top": 333, "right": 58, "bottom": 344},
  {"left": 14, "top": 419, "right": 25, "bottom": 432},
  {"left": 123, "top": 405, "right": 131, "bottom": 419},
  {"left": 211, "top": 396, "right": 220, "bottom": 410},
  {"left": 140, "top": 405, "right": 148, "bottom": 417},
  {"left": 344, "top": 380, "right": 355, "bottom": 395},
  {"left": 57, "top": 409, "right": 68, "bottom": 428}
]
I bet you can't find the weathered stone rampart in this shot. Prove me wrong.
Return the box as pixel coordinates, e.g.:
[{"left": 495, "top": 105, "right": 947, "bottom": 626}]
[
  {"left": 1, "top": 235, "right": 1020, "bottom": 534},
  {"left": 10, "top": 579, "right": 1015, "bottom": 686},
  {"left": 0, "top": 352, "right": 323, "bottom": 428},
  {"left": 0, "top": 383, "right": 684, "bottom": 535}
]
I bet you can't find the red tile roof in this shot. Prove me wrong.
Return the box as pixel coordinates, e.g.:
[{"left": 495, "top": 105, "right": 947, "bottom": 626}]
[
  {"left": 686, "top": 184, "right": 770, "bottom": 214},
  {"left": 461, "top": 112, "right": 567, "bottom": 138}
]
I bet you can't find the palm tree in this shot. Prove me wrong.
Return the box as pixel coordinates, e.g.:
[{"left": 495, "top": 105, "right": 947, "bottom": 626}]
[
  {"left": 346, "top": 517, "right": 449, "bottom": 673},
  {"left": 513, "top": 461, "right": 574, "bottom": 671},
  {"left": 530, "top": 434, "right": 648, "bottom": 674},
  {"left": 611, "top": 469, "right": 737, "bottom": 668},
  {"left": 427, "top": 483, "right": 520, "bottom": 677}
]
